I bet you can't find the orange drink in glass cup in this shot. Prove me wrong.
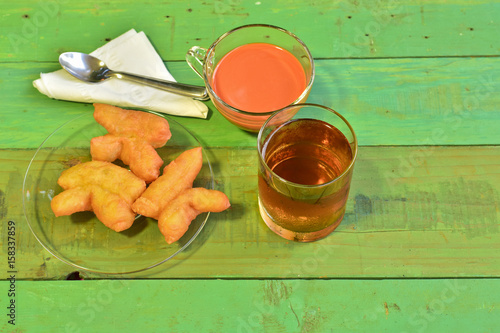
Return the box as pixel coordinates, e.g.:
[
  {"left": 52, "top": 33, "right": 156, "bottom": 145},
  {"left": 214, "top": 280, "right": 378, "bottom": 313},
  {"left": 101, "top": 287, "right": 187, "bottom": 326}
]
[{"left": 186, "top": 24, "right": 315, "bottom": 132}]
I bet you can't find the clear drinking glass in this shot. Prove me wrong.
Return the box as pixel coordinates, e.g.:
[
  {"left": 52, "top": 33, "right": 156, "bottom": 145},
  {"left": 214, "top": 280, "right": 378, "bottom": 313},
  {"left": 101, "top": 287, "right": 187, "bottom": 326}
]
[
  {"left": 257, "top": 104, "right": 358, "bottom": 242},
  {"left": 186, "top": 24, "right": 315, "bottom": 132}
]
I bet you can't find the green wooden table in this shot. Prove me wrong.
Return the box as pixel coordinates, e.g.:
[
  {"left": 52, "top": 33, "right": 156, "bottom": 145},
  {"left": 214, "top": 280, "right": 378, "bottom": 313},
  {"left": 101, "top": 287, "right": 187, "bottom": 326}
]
[{"left": 1, "top": 1, "right": 499, "bottom": 331}]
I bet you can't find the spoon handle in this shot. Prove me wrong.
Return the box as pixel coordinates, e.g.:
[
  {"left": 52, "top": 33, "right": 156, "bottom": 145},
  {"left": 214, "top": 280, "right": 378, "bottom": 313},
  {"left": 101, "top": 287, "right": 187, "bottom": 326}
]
[{"left": 110, "top": 71, "right": 209, "bottom": 101}]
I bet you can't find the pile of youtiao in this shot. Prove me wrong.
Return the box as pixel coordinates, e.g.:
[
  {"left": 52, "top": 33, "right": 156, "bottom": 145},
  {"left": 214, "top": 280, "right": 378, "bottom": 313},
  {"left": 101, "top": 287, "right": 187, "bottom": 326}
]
[{"left": 50, "top": 103, "right": 230, "bottom": 244}]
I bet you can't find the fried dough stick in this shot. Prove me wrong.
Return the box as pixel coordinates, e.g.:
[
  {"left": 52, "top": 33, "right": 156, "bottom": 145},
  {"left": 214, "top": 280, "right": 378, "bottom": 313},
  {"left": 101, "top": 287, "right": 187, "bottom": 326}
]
[
  {"left": 132, "top": 147, "right": 230, "bottom": 243},
  {"left": 51, "top": 161, "right": 146, "bottom": 232},
  {"left": 131, "top": 147, "right": 203, "bottom": 219},
  {"left": 158, "top": 188, "right": 230, "bottom": 244},
  {"left": 90, "top": 103, "right": 171, "bottom": 182},
  {"left": 93, "top": 103, "right": 171, "bottom": 147}
]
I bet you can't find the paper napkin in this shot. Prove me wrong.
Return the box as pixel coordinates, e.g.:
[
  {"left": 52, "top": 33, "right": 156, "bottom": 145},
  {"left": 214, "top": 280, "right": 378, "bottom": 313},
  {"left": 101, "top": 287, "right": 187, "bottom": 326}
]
[{"left": 33, "top": 29, "right": 208, "bottom": 118}]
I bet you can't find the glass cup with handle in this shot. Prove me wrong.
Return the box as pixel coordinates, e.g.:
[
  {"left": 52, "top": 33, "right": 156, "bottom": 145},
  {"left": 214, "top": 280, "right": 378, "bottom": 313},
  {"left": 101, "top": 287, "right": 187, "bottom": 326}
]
[{"left": 186, "top": 24, "right": 315, "bottom": 132}]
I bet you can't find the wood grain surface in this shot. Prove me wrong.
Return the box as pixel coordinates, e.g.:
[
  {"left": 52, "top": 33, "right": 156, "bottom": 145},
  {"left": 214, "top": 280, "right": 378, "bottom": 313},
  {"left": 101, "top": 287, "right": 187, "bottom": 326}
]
[
  {"left": 2, "top": 146, "right": 498, "bottom": 280},
  {"left": 2, "top": 1, "right": 499, "bottom": 61},
  {"left": 1, "top": 56, "right": 499, "bottom": 149},
  {"left": 1, "top": 279, "right": 498, "bottom": 332},
  {"left": 0, "top": 0, "right": 498, "bottom": 332}
]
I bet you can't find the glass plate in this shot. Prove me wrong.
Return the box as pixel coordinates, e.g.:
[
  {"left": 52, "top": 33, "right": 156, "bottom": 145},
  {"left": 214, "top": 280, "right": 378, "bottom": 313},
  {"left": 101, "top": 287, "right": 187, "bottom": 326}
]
[{"left": 23, "top": 112, "right": 214, "bottom": 274}]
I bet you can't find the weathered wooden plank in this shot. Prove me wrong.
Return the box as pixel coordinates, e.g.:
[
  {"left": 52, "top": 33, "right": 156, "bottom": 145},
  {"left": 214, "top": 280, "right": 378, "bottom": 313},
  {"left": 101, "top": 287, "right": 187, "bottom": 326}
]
[
  {"left": 1, "top": 2, "right": 498, "bottom": 333},
  {"left": 1, "top": 279, "right": 499, "bottom": 332},
  {"left": 2, "top": 0, "right": 499, "bottom": 61},
  {"left": 1, "top": 56, "right": 498, "bottom": 149},
  {"left": 2, "top": 146, "right": 498, "bottom": 280}
]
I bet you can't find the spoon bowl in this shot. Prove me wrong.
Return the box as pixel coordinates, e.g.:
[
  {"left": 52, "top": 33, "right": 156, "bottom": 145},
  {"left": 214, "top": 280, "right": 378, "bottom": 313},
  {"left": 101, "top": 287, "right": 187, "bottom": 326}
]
[
  {"left": 59, "top": 52, "right": 209, "bottom": 100},
  {"left": 59, "top": 52, "right": 111, "bottom": 82}
]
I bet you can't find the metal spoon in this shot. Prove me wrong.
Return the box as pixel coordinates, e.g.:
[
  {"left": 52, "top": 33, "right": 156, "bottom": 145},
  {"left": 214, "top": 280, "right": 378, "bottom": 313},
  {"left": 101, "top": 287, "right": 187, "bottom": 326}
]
[{"left": 59, "top": 52, "right": 209, "bottom": 101}]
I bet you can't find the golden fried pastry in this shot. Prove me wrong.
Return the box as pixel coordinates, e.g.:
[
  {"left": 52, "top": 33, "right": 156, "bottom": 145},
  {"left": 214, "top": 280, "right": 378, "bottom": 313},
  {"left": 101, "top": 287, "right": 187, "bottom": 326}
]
[
  {"left": 158, "top": 188, "right": 230, "bottom": 244},
  {"left": 131, "top": 147, "right": 203, "bottom": 219},
  {"left": 91, "top": 135, "right": 164, "bottom": 183},
  {"left": 51, "top": 161, "right": 146, "bottom": 232},
  {"left": 91, "top": 103, "right": 171, "bottom": 182},
  {"left": 132, "top": 147, "right": 230, "bottom": 244},
  {"left": 93, "top": 103, "right": 171, "bottom": 147}
]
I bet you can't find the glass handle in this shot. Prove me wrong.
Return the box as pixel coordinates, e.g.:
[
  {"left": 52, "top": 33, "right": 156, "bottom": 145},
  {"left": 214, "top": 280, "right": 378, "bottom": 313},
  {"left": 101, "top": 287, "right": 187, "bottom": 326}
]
[{"left": 186, "top": 46, "right": 207, "bottom": 79}]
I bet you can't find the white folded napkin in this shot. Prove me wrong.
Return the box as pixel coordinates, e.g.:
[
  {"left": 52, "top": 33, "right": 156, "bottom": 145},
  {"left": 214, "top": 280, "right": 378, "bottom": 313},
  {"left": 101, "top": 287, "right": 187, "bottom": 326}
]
[{"left": 33, "top": 29, "right": 208, "bottom": 118}]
